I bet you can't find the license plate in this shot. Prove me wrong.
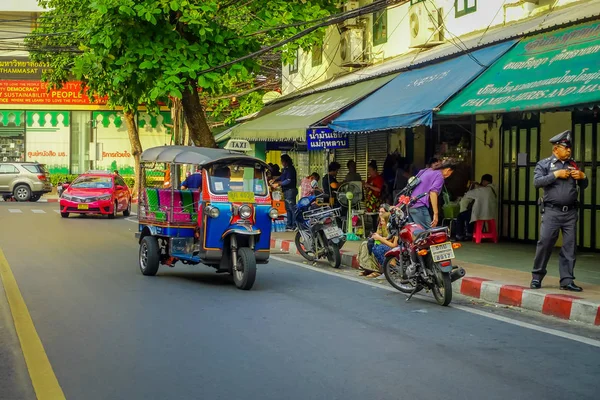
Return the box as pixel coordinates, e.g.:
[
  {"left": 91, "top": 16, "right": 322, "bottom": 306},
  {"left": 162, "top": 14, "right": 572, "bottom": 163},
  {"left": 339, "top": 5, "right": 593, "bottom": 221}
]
[
  {"left": 227, "top": 191, "right": 255, "bottom": 203},
  {"left": 324, "top": 225, "right": 343, "bottom": 239},
  {"left": 77, "top": 204, "right": 89, "bottom": 210},
  {"left": 430, "top": 242, "right": 455, "bottom": 262}
]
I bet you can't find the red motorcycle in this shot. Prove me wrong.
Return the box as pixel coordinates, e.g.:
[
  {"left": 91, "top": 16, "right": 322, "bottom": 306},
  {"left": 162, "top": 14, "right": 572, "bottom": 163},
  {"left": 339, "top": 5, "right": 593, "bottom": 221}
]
[{"left": 383, "top": 193, "right": 466, "bottom": 306}]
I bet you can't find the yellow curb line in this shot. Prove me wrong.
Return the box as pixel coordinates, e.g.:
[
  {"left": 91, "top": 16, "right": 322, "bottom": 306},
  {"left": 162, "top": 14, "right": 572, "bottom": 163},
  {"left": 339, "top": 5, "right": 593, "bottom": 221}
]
[{"left": 0, "top": 248, "right": 65, "bottom": 400}]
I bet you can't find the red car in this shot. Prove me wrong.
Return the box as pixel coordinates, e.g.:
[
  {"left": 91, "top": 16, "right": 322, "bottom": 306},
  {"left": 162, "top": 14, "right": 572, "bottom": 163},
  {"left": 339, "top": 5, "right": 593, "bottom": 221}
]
[{"left": 59, "top": 172, "right": 132, "bottom": 219}]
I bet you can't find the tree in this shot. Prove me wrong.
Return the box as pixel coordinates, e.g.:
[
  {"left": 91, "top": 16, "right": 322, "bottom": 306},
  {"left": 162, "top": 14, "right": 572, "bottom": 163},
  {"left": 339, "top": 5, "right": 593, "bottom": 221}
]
[{"left": 28, "top": 0, "right": 339, "bottom": 191}]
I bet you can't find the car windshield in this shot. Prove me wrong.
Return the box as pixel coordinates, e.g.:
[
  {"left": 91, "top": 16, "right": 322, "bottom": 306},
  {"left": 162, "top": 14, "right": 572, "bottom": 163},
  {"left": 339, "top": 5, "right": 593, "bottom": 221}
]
[
  {"left": 207, "top": 162, "right": 267, "bottom": 196},
  {"left": 71, "top": 176, "right": 113, "bottom": 189}
]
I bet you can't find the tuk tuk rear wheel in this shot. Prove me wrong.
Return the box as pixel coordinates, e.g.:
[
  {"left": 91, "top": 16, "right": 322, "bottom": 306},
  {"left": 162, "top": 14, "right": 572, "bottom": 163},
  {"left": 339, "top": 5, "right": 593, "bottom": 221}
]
[
  {"left": 233, "top": 247, "right": 256, "bottom": 290},
  {"left": 139, "top": 236, "right": 160, "bottom": 276}
]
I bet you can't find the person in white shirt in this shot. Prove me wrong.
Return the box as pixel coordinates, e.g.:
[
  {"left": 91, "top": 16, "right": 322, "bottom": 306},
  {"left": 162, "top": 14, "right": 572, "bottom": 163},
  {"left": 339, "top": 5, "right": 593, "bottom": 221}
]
[{"left": 455, "top": 174, "right": 497, "bottom": 241}]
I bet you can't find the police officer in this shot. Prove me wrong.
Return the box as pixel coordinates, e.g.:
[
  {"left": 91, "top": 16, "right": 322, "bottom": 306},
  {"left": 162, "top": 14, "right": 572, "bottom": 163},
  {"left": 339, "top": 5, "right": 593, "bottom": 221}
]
[{"left": 531, "top": 130, "right": 588, "bottom": 292}]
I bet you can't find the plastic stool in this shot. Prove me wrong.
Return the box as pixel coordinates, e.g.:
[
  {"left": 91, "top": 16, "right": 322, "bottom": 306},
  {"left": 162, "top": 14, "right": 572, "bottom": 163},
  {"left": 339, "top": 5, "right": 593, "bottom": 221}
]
[{"left": 473, "top": 219, "right": 498, "bottom": 244}]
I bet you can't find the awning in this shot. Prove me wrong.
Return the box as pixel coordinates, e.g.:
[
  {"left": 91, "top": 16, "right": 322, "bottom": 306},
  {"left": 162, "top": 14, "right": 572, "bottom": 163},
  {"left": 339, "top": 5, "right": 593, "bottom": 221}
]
[
  {"left": 230, "top": 74, "right": 397, "bottom": 142},
  {"left": 328, "top": 41, "right": 516, "bottom": 133},
  {"left": 438, "top": 20, "right": 600, "bottom": 115}
]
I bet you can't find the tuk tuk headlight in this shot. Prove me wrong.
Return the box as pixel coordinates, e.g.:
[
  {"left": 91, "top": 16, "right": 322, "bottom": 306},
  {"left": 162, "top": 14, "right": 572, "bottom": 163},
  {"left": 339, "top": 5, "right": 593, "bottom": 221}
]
[
  {"left": 239, "top": 205, "right": 252, "bottom": 219},
  {"left": 205, "top": 206, "right": 220, "bottom": 218},
  {"left": 268, "top": 208, "right": 278, "bottom": 219}
]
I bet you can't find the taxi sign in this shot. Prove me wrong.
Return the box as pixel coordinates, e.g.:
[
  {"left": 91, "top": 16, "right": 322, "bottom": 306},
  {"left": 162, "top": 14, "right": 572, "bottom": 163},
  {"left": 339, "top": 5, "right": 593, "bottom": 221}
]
[
  {"left": 227, "top": 191, "right": 255, "bottom": 203},
  {"left": 224, "top": 139, "right": 252, "bottom": 152}
]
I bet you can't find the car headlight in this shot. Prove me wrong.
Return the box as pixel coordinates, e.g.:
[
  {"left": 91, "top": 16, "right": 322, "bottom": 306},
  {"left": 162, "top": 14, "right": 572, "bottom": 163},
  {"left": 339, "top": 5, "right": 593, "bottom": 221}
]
[
  {"left": 62, "top": 193, "right": 72, "bottom": 200},
  {"left": 205, "top": 206, "right": 220, "bottom": 218},
  {"left": 268, "top": 208, "right": 278, "bottom": 219},
  {"left": 239, "top": 205, "right": 252, "bottom": 219},
  {"left": 98, "top": 195, "right": 112, "bottom": 201}
]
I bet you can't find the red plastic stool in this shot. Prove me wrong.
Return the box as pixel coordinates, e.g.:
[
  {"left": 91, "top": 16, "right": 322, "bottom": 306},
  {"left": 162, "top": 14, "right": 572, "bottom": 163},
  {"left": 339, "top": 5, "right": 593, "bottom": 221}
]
[{"left": 473, "top": 219, "right": 498, "bottom": 244}]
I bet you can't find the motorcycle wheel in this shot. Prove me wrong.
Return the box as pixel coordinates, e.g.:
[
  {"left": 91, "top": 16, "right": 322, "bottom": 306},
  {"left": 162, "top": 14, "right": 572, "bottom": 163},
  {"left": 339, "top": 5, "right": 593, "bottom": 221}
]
[
  {"left": 326, "top": 243, "right": 341, "bottom": 269},
  {"left": 432, "top": 264, "right": 453, "bottom": 306},
  {"left": 295, "top": 231, "right": 316, "bottom": 262},
  {"left": 383, "top": 256, "right": 422, "bottom": 294}
]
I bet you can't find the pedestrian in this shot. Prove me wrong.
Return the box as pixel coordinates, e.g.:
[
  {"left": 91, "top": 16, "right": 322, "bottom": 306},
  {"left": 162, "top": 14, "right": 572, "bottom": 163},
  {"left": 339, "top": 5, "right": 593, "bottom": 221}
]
[
  {"left": 407, "top": 160, "right": 457, "bottom": 229},
  {"left": 455, "top": 174, "right": 497, "bottom": 241},
  {"left": 531, "top": 130, "right": 588, "bottom": 292},
  {"left": 273, "top": 155, "right": 297, "bottom": 231},
  {"left": 322, "top": 161, "right": 341, "bottom": 207},
  {"left": 300, "top": 172, "right": 320, "bottom": 198},
  {"left": 343, "top": 160, "right": 362, "bottom": 183}
]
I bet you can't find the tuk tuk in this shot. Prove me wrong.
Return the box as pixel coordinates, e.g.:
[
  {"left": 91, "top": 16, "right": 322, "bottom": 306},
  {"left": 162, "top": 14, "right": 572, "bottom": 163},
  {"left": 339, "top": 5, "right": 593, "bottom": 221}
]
[{"left": 135, "top": 145, "right": 278, "bottom": 290}]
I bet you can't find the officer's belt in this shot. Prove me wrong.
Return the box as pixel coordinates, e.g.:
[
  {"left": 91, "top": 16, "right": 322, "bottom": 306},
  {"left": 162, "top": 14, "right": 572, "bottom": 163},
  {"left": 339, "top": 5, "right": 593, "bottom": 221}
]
[{"left": 545, "top": 203, "right": 578, "bottom": 212}]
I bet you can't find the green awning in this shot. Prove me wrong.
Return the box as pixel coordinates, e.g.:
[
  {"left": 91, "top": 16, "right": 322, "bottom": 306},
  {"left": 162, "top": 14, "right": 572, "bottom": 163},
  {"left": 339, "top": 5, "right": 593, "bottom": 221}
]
[
  {"left": 230, "top": 74, "right": 398, "bottom": 142},
  {"left": 438, "top": 20, "right": 600, "bottom": 115}
]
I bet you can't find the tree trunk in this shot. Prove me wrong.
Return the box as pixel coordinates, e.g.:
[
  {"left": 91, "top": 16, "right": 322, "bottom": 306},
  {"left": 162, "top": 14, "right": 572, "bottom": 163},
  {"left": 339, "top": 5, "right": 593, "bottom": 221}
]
[
  {"left": 182, "top": 79, "right": 216, "bottom": 148},
  {"left": 171, "top": 98, "right": 183, "bottom": 146},
  {"left": 123, "top": 111, "right": 143, "bottom": 200}
]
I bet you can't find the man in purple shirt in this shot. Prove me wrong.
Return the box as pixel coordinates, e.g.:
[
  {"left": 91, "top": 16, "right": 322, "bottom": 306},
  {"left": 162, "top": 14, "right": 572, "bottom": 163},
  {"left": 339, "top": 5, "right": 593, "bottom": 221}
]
[{"left": 409, "top": 160, "right": 457, "bottom": 229}]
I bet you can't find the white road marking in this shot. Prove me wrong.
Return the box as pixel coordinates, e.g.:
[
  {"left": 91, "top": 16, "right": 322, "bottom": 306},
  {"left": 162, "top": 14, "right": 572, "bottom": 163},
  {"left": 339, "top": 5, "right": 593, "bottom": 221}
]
[
  {"left": 31, "top": 209, "right": 46, "bottom": 214},
  {"left": 8, "top": 209, "right": 22, "bottom": 213},
  {"left": 53, "top": 210, "right": 61, "bottom": 214},
  {"left": 271, "top": 255, "right": 600, "bottom": 349}
]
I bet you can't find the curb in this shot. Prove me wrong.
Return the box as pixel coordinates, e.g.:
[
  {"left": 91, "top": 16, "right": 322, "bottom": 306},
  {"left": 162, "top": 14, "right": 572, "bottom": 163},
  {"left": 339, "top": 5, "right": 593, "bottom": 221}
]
[{"left": 270, "top": 238, "right": 600, "bottom": 326}]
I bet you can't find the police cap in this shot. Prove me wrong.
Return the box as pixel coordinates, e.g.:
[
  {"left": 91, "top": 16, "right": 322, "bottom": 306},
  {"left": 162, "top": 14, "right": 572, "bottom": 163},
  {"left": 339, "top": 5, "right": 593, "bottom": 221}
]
[{"left": 549, "top": 130, "right": 572, "bottom": 148}]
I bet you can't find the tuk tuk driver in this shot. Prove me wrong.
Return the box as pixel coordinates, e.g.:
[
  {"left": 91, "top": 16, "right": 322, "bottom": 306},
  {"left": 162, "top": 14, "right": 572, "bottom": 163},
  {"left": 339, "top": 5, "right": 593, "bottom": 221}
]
[{"left": 181, "top": 167, "right": 202, "bottom": 190}]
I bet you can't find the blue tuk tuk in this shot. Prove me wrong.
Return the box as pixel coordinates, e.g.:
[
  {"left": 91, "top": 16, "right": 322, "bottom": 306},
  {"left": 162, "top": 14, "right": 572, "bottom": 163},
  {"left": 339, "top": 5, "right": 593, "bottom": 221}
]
[{"left": 135, "top": 145, "right": 278, "bottom": 290}]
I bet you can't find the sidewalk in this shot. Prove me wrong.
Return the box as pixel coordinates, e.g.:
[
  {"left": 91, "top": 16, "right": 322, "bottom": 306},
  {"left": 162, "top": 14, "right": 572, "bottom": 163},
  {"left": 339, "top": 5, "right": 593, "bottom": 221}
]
[{"left": 270, "top": 232, "right": 600, "bottom": 326}]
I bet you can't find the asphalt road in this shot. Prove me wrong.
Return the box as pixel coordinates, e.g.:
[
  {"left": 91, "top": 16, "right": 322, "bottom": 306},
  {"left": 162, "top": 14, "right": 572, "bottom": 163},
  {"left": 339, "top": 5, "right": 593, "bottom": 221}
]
[{"left": 0, "top": 202, "right": 599, "bottom": 400}]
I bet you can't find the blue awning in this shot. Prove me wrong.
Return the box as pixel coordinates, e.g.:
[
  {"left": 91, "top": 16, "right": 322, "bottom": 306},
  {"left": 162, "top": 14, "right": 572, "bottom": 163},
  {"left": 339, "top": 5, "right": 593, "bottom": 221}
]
[{"left": 329, "top": 41, "right": 516, "bottom": 133}]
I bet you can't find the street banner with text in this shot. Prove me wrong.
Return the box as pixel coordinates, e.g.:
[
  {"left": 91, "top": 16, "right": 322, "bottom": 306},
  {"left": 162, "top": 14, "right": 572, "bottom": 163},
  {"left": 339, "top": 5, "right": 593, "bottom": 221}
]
[
  {"left": 438, "top": 20, "right": 600, "bottom": 115},
  {"left": 0, "top": 80, "right": 107, "bottom": 105}
]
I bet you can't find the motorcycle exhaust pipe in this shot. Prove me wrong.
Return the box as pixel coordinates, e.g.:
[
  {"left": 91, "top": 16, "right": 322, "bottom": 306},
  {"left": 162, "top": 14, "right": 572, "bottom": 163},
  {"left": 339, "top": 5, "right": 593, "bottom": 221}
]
[{"left": 450, "top": 267, "right": 466, "bottom": 283}]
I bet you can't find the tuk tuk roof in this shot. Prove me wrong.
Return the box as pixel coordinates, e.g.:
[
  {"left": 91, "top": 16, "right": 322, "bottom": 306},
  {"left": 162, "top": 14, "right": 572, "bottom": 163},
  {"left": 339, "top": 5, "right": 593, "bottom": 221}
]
[{"left": 140, "top": 146, "right": 268, "bottom": 168}]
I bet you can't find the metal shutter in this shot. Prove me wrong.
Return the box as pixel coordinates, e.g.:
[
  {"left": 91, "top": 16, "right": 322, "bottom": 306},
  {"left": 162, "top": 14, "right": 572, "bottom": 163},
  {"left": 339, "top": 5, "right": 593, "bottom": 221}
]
[
  {"left": 366, "top": 131, "right": 389, "bottom": 174},
  {"left": 309, "top": 149, "right": 327, "bottom": 177},
  {"left": 355, "top": 133, "right": 368, "bottom": 178}
]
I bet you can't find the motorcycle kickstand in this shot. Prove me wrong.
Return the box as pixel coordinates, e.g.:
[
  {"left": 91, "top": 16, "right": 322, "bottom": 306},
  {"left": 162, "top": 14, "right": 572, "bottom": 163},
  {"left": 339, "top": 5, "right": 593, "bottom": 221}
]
[{"left": 405, "top": 285, "right": 419, "bottom": 302}]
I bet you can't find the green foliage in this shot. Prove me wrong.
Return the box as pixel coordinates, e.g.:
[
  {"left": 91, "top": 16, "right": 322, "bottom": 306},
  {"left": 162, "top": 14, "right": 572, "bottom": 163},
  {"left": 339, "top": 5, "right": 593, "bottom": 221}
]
[
  {"left": 28, "top": 0, "right": 338, "bottom": 123},
  {"left": 50, "top": 174, "right": 135, "bottom": 188}
]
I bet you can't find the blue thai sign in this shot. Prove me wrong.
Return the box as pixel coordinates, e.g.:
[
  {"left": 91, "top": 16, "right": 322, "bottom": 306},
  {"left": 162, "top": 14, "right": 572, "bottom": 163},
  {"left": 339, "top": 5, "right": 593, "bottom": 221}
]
[{"left": 306, "top": 128, "right": 349, "bottom": 150}]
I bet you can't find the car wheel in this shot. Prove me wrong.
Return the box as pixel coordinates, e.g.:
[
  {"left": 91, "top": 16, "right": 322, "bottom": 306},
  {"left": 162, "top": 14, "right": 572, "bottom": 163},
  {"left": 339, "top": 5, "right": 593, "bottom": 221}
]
[
  {"left": 13, "top": 185, "right": 31, "bottom": 202},
  {"left": 108, "top": 201, "right": 118, "bottom": 219},
  {"left": 123, "top": 198, "right": 131, "bottom": 216},
  {"left": 29, "top": 194, "right": 41, "bottom": 202},
  {"left": 61, "top": 212, "right": 69, "bottom": 218}
]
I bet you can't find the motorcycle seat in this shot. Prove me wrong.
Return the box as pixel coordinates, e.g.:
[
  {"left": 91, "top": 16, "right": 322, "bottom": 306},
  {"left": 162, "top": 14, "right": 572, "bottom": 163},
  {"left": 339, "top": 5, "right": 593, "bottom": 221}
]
[{"left": 412, "top": 226, "right": 448, "bottom": 242}]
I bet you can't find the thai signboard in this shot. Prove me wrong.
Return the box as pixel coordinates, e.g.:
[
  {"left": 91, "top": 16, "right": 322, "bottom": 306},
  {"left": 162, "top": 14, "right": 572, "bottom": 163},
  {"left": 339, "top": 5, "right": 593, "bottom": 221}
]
[
  {"left": 0, "top": 80, "right": 107, "bottom": 105},
  {"left": 0, "top": 57, "right": 51, "bottom": 80},
  {"left": 306, "top": 128, "right": 349, "bottom": 150},
  {"left": 438, "top": 20, "right": 600, "bottom": 115}
]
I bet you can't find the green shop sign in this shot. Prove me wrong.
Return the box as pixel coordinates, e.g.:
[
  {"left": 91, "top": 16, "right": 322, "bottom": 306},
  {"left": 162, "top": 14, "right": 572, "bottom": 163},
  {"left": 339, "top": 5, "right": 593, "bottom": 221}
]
[{"left": 439, "top": 20, "right": 600, "bottom": 115}]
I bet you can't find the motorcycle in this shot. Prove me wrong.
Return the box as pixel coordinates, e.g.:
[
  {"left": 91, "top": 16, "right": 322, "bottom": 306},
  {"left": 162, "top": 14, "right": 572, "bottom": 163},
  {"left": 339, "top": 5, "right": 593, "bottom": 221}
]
[
  {"left": 57, "top": 181, "right": 68, "bottom": 197},
  {"left": 383, "top": 192, "right": 466, "bottom": 306},
  {"left": 294, "top": 194, "right": 345, "bottom": 268}
]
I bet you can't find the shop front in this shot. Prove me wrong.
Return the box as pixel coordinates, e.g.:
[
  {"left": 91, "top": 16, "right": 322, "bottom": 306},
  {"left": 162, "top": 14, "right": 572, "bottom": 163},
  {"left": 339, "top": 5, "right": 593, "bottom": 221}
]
[
  {"left": 230, "top": 74, "right": 398, "bottom": 180},
  {"left": 438, "top": 19, "right": 600, "bottom": 251}
]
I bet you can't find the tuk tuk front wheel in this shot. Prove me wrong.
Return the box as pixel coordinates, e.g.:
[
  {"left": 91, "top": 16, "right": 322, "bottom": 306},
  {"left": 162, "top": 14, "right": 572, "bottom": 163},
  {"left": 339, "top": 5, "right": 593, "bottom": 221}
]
[
  {"left": 233, "top": 247, "right": 256, "bottom": 290},
  {"left": 139, "top": 236, "right": 160, "bottom": 276}
]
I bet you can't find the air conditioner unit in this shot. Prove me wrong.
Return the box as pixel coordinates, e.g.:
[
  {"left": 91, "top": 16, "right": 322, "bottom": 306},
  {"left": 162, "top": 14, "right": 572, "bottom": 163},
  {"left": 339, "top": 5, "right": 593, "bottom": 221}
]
[
  {"left": 341, "top": 1, "right": 360, "bottom": 27},
  {"left": 340, "top": 28, "right": 364, "bottom": 67},
  {"left": 409, "top": 2, "right": 444, "bottom": 48}
]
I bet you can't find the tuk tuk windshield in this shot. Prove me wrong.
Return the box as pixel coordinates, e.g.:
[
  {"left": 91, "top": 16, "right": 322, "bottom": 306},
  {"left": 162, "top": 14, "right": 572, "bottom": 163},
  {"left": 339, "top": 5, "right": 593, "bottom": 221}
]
[{"left": 207, "top": 162, "right": 268, "bottom": 196}]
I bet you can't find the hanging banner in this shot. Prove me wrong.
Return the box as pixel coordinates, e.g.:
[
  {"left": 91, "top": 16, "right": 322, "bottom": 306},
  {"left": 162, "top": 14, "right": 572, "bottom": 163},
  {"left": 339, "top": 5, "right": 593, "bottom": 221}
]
[
  {"left": 25, "top": 111, "right": 70, "bottom": 174},
  {"left": 0, "top": 80, "right": 107, "bottom": 105},
  {"left": 306, "top": 128, "right": 349, "bottom": 150}
]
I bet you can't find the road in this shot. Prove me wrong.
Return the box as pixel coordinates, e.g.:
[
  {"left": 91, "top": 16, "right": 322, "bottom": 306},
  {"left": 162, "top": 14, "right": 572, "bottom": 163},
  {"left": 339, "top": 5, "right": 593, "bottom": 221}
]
[{"left": 0, "top": 202, "right": 599, "bottom": 400}]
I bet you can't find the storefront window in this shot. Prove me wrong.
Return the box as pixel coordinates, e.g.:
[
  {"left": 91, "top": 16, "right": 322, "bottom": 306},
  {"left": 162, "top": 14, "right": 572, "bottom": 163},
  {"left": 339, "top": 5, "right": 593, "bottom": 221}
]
[
  {"left": 0, "top": 110, "right": 25, "bottom": 162},
  {"left": 71, "top": 111, "right": 91, "bottom": 174},
  {"left": 433, "top": 121, "right": 473, "bottom": 198}
]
